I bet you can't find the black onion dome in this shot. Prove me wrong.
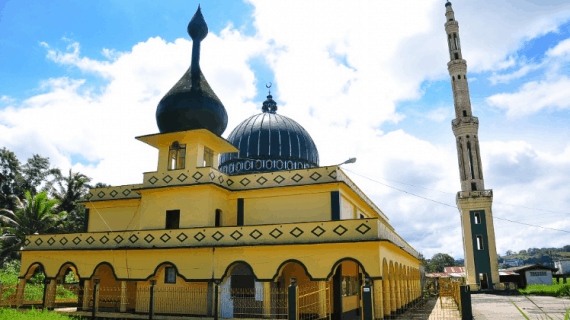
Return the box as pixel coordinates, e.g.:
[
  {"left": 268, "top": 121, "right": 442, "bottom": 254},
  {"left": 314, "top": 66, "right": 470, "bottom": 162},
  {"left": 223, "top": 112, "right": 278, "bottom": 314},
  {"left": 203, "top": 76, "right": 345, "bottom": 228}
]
[
  {"left": 156, "top": 6, "right": 228, "bottom": 135},
  {"left": 219, "top": 94, "right": 319, "bottom": 175}
]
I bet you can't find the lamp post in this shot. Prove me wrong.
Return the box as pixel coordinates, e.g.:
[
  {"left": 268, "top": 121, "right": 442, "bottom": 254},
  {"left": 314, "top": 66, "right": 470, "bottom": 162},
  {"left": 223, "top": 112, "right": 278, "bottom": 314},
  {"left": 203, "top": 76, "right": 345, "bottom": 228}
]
[{"left": 338, "top": 157, "right": 357, "bottom": 166}]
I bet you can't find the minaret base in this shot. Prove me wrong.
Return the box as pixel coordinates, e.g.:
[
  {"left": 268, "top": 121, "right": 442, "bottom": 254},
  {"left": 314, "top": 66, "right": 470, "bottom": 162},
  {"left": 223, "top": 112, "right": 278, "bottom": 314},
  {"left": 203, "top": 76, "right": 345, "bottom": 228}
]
[{"left": 457, "top": 191, "right": 499, "bottom": 289}]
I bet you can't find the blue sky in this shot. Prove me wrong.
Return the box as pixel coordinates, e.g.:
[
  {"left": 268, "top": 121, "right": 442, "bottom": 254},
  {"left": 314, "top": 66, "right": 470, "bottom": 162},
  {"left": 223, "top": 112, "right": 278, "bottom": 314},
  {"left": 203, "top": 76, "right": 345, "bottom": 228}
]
[{"left": 2, "top": 0, "right": 570, "bottom": 259}]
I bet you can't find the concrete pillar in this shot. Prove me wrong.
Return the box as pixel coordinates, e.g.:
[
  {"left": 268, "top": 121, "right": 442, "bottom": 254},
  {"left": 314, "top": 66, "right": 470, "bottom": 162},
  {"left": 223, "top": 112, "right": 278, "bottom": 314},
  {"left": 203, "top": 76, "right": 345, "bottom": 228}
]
[
  {"left": 45, "top": 279, "right": 57, "bottom": 309},
  {"left": 16, "top": 278, "right": 26, "bottom": 307},
  {"left": 120, "top": 281, "right": 128, "bottom": 312},
  {"left": 263, "top": 282, "right": 272, "bottom": 317},
  {"left": 373, "top": 280, "right": 383, "bottom": 319},
  {"left": 395, "top": 276, "right": 401, "bottom": 310},
  {"left": 383, "top": 279, "right": 390, "bottom": 317},
  {"left": 82, "top": 280, "right": 91, "bottom": 310},
  {"left": 390, "top": 277, "right": 396, "bottom": 313}
]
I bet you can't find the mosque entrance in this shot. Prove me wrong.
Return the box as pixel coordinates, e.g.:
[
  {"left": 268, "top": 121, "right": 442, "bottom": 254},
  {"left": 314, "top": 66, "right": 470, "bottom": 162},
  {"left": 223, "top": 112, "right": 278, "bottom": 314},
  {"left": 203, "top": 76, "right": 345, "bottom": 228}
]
[{"left": 332, "top": 261, "right": 362, "bottom": 320}]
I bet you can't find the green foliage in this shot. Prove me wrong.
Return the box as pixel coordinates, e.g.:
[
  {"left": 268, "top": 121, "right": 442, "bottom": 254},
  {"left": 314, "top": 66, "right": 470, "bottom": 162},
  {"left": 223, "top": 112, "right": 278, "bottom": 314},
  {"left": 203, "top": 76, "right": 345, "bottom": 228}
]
[
  {"left": 425, "top": 253, "right": 458, "bottom": 273},
  {"left": 0, "top": 307, "right": 82, "bottom": 319},
  {"left": 51, "top": 170, "right": 91, "bottom": 233},
  {"left": 0, "top": 191, "right": 65, "bottom": 261}
]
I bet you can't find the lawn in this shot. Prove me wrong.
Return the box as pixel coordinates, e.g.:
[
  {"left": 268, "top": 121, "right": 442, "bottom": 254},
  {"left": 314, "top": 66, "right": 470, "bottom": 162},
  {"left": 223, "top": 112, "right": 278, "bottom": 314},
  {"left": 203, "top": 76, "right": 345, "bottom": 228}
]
[
  {"left": 0, "top": 308, "right": 81, "bottom": 319},
  {"left": 519, "top": 278, "right": 570, "bottom": 297}
]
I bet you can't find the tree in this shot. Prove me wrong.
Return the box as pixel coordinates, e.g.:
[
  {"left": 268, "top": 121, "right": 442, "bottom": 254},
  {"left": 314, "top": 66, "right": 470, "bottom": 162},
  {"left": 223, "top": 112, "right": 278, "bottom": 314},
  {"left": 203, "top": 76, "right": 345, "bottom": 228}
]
[
  {"left": 428, "top": 253, "right": 456, "bottom": 273},
  {"left": 506, "top": 250, "right": 514, "bottom": 256},
  {"left": 91, "top": 182, "right": 110, "bottom": 189},
  {"left": 52, "top": 169, "right": 92, "bottom": 233},
  {"left": 418, "top": 252, "right": 429, "bottom": 267},
  {"left": 19, "top": 154, "right": 60, "bottom": 196},
  {"left": 0, "top": 148, "right": 22, "bottom": 211},
  {"left": 0, "top": 191, "right": 65, "bottom": 261}
]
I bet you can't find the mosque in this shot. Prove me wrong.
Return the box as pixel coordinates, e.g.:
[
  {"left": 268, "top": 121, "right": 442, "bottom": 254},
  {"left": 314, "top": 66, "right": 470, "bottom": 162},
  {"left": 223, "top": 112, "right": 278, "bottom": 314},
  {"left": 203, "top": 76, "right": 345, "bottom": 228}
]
[{"left": 14, "top": 1, "right": 498, "bottom": 319}]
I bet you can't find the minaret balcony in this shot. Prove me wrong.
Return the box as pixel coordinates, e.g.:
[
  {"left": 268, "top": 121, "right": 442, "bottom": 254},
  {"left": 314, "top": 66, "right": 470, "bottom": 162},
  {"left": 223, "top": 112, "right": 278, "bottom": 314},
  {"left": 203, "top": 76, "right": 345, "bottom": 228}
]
[
  {"left": 452, "top": 116, "right": 478, "bottom": 127},
  {"left": 457, "top": 189, "right": 493, "bottom": 199},
  {"left": 22, "top": 218, "right": 419, "bottom": 259}
]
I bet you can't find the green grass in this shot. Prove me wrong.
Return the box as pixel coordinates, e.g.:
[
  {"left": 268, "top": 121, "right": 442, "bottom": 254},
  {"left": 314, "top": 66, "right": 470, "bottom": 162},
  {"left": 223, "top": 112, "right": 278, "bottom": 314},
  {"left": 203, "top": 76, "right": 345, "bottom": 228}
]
[
  {"left": 518, "top": 278, "right": 570, "bottom": 297},
  {"left": 0, "top": 307, "right": 82, "bottom": 319}
]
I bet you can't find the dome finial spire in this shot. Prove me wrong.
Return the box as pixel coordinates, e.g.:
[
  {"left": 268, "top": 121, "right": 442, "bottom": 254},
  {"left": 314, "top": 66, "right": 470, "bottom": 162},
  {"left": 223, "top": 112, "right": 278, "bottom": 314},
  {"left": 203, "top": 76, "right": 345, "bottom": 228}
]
[
  {"left": 188, "top": 5, "right": 208, "bottom": 87},
  {"left": 262, "top": 82, "right": 277, "bottom": 113}
]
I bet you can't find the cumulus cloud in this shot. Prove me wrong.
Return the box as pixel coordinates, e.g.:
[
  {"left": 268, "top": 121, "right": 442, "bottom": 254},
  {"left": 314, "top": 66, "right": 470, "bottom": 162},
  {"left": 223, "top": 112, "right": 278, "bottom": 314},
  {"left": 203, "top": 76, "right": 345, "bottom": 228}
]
[{"left": 3, "top": 0, "right": 570, "bottom": 259}]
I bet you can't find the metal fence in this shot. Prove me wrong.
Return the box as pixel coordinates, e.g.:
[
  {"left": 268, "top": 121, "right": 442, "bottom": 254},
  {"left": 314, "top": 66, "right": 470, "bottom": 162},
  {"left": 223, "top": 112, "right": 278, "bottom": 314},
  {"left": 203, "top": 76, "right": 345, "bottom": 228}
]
[
  {"left": 0, "top": 284, "right": 17, "bottom": 306},
  {"left": 298, "top": 282, "right": 330, "bottom": 320},
  {"left": 219, "top": 286, "right": 288, "bottom": 319}
]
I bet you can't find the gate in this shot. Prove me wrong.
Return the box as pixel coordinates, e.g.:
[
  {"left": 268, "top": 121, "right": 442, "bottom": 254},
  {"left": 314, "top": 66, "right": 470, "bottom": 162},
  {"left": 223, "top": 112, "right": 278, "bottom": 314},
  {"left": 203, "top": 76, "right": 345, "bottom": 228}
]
[
  {"left": 298, "top": 282, "right": 330, "bottom": 320},
  {"left": 219, "top": 285, "right": 288, "bottom": 319}
]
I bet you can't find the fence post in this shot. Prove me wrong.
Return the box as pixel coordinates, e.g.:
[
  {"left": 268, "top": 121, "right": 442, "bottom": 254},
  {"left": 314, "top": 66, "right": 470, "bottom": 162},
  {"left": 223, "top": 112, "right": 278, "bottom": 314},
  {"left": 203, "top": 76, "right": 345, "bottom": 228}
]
[
  {"left": 459, "top": 285, "right": 472, "bottom": 320},
  {"left": 361, "top": 277, "right": 373, "bottom": 320},
  {"left": 0, "top": 282, "right": 3, "bottom": 305},
  {"left": 214, "top": 280, "right": 220, "bottom": 320},
  {"left": 288, "top": 277, "right": 298, "bottom": 320},
  {"left": 149, "top": 280, "right": 156, "bottom": 320},
  {"left": 92, "top": 278, "right": 100, "bottom": 320},
  {"left": 42, "top": 278, "right": 50, "bottom": 310}
]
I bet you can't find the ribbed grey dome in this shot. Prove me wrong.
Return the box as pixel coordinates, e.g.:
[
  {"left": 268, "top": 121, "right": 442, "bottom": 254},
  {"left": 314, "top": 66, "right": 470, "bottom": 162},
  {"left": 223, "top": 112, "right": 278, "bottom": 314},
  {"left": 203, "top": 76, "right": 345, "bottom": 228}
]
[{"left": 219, "top": 96, "right": 319, "bottom": 175}]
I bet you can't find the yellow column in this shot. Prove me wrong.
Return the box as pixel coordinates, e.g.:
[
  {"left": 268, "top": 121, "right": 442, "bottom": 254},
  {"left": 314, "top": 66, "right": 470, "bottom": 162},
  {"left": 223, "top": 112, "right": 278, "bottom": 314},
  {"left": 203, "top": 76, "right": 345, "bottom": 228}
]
[
  {"left": 46, "top": 279, "right": 57, "bottom": 309},
  {"left": 395, "top": 275, "right": 401, "bottom": 310},
  {"left": 390, "top": 277, "right": 396, "bottom": 313},
  {"left": 373, "top": 280, "right": 383, "bottom": 319},
  {"left": 16, "top": 278, "right": 26, "bottom": 307},
  {"left": 383, "top": 278, "right": 390, "bottom": 317},
  {"left": 318, "top": 281, "right": 327, "bottom": 319},
  {"left": 120, "top": 281, "right": 128, "bottom": 312},
  {"left": 82, "top": 280, "right": 91, "bottom": 310},
  {"left": 263, "top": 282, "right": 271, "bottom": 318}
]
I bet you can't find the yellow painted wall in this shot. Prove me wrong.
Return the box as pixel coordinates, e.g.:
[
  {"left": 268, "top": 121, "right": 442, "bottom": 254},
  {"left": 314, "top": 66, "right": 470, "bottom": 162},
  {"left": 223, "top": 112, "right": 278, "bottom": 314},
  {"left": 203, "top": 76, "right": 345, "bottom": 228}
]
[
  {"left": 138, "top": 185, "right": 232, "bottom": 229},
  {"left": 340, "top": 196, "right": 355, "bottom": 220},
  {"left": 244, "top": 192, "right": 331, "bottom": 224},
  {"left": 86, "top": 200, "right": 141, "bottom": 232}
]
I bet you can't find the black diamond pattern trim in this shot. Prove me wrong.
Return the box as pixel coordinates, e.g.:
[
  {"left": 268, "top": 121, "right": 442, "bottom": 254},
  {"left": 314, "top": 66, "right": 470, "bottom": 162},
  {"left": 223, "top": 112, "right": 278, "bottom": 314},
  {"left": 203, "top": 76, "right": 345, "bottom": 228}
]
[
  {"left": 333, "top": 225, "right": 348, "bottom": 236},
  {"left": 24, "top": 239, "right": 30, "bottom": 247},
  {"left": 144, "top": 234, "right": 155, "bottom": 243},
  {"left": 218, "top": 176, "right": 224, "bottom": 184},
  {"left": 256, "top": 176, "right": 268, "bottom": 185},
  {"left": 122, "top": 189, "right": 131, "bottom": 196},
  {"left": 240, "top": 178, "right": 251, "bottom": 186},
  {"left": 163, "top": 175, "right": 173, "bottom": 184},
  {"left": 230, "top": 230, "right": 243, "bottom": 241},
  {"left": 100, "top": 236, "right": 109, "bottom": 244},
  {"left": 356, "top": 223, "right": 372, "bottom": 235},
  {"left": 97, "top": 191, "right": 106, "bottom": 198},
  {"left": 227, "top": 179, "right": 234, "bottom": 187},
  {"left": 160, "top": 233, "right": 171, "bottom": 243},
  {"left": 114, "top": 235, "right": 124, "bottom": 244},
  {"left": 291, "top": 174, "right": 303, "bottom": 183},
  {"left": 47, "top": 237, "right": 55, "bottom": 246},
  {"left": 177, "top": 173, "right": 188, "bottom": 182},
  {"left": 59, "top": 237, "right": 68, "bottom": 246},
  {"left": 177, "top": 233, "right": 188, "bottom": 242},
  {"left": 192, "top": 172, "right": 203, "bottom": 181},
  {"left": 148, "top": 176, "right": 158, "bottom": 185},
  {"left": 194, "top": 232, "right": 206, "bottom": 242},
  {"left": 209, "top": 172, "right": 215, "bottom": 180},
  {"left": 128, "top": 235, "right": 138, "bottom": 244},
  {"left": 86, "top": 193, "right": 93, "bottom": 200},
  {"left": 273, "top": 175, "right": 285, "bottom": 184},
  {"left": 73, "top": 237, "right": 81, "bottom": 245},
  {"left": 110, "top": 190, "right": 118, "bottom": 198},
  {"left": 86, "top": 236, "right": 95, "bottom": 245},
  {"left": 290, "top": 227, "right": 304, "bottom": 238},
  {"left": 328, "top": 170, "right": 337, "bottom": 179},
  {"left": 212, "top": 231, "right": 224, "bottom": 241},
  {"left": 270, "top": 228, "right": 283, "bottom": 239},
  {"left": 311, "top": 226, "right": 325, "bottom": 237},
  {"left": 35, "top": 238, "right": 43, "bottom": 246},
  {"left": 249, "top": 229, "right": 262, "bottom": 240},
  {"left": 310, "top": 172, "right": 322, "bottom": 181}
]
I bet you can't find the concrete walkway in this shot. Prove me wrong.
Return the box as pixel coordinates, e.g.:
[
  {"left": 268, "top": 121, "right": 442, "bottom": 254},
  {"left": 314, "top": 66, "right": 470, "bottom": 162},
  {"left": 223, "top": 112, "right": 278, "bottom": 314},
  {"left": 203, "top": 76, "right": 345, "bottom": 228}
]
[{"left": 472, "top": 294, "right": 570, "bottom": 319}]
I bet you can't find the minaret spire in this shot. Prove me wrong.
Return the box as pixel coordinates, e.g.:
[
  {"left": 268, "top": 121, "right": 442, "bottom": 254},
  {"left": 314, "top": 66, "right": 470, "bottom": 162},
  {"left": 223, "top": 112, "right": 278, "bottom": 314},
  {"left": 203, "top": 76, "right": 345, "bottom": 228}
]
[{"left": 445, "top": 2, "right": 500, "bottom": 291}]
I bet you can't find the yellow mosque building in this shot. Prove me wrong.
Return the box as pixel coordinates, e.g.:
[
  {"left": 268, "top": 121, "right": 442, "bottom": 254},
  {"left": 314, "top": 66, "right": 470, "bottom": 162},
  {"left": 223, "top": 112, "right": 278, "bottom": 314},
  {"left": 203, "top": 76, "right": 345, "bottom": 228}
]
[{"left": 15, "top": 6, "right": 422, "bottom": 320}]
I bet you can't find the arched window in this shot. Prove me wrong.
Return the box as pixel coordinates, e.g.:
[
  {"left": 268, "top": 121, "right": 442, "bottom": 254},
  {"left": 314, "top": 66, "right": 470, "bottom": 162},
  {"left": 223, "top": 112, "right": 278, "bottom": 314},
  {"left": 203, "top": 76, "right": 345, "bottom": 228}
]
[
  {"left": 463, "top": 110, "right": 467, "bottom": 117},
  {"left": 215, "top": 209, "right": 222, "bottom": 227},
  {"left": 454, "top": 52, "right": 459, "bottom": 60},
  {"left": 458, "top": 75, "right": 461, "bottom": 79}
]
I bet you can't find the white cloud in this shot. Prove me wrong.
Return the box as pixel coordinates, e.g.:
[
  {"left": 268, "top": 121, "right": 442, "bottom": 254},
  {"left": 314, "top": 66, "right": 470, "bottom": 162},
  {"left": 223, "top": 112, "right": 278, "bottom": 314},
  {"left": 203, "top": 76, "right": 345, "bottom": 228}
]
[
  {"left": 547, "top": 37, "right": 570, "bottom": 58},
  {"left": 1, "top": 95, "right": 15, "bottom": 103},
  {"left": 486, "top": 76, "right": 570, "bottom": 116},
  {"left": 3, "top": 0, "right": 570, "bottom": 260},
  {"left": 488, "top": 63, "right": 542, "bottom": 85}
]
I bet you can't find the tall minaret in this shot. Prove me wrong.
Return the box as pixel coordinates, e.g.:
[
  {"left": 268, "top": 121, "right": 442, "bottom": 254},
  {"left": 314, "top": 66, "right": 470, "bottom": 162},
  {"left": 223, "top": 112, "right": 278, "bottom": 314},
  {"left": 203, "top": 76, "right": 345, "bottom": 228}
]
[{"left": 445, "top": 1, "right": 499, "bottom": 289}]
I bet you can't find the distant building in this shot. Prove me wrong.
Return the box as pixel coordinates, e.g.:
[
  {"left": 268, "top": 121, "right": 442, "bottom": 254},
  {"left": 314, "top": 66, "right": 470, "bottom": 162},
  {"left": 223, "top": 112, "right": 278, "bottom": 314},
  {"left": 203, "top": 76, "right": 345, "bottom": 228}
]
[
  {"left": 554, "top": 259, "right": 570, "bottom": 275},
  {"left": 506, "top": 264, "right": 558, "bottom": 288},
  {"left": 503, "top": 258, "right": 524, "bottom": 267}
]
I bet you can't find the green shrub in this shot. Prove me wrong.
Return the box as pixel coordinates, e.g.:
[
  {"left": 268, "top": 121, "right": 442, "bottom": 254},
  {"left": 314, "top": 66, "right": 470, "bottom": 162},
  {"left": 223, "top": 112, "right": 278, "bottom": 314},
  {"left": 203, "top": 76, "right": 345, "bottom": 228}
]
[
  {"left": 0, "top": 307, "right": 82, "bottom": 319},
  {"left": 519, "top": 281, "right": 570, "bottom": 297}
]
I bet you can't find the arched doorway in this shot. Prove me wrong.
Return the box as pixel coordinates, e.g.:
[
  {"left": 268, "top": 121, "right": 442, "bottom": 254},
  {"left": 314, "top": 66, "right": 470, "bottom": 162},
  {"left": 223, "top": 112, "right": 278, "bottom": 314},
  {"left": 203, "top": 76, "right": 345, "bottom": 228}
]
[
  {"left": 220, "top": 262, "right": 260, "bottom": 319},
  {"left": 330, "top": 259, "right": 365, "bottom": 320}
]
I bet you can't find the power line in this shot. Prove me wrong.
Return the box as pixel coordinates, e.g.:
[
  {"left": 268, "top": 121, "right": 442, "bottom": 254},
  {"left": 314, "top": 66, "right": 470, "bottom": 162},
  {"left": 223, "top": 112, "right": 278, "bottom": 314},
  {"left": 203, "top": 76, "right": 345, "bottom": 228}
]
[{"left": 342, "top": 168, "right": 570, "bottom": 234}]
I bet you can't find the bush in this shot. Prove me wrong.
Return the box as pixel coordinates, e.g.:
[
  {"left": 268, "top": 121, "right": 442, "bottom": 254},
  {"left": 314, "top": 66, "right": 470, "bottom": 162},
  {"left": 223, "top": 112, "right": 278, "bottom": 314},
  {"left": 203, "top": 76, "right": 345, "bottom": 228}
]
[{"left": 519, "top": 280, "right": 570, "bottom": 297}]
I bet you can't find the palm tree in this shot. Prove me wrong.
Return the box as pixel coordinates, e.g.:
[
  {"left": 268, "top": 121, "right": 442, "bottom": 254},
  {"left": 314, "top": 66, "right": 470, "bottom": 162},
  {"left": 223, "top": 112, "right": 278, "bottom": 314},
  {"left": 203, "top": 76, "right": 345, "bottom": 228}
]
[
  {"left": 0, "top": 191, "right": 65, "bottom": 261},
  {"left": 52, "top": 169, "right": 91, "bottom": 233}
]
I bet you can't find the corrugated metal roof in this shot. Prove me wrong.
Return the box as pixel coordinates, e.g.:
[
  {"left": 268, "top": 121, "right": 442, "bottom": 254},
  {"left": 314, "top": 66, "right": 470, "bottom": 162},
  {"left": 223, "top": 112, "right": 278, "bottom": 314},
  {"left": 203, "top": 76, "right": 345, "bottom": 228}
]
[{"left": 444, "top": 267, "right": 465, "bottom": 273}]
